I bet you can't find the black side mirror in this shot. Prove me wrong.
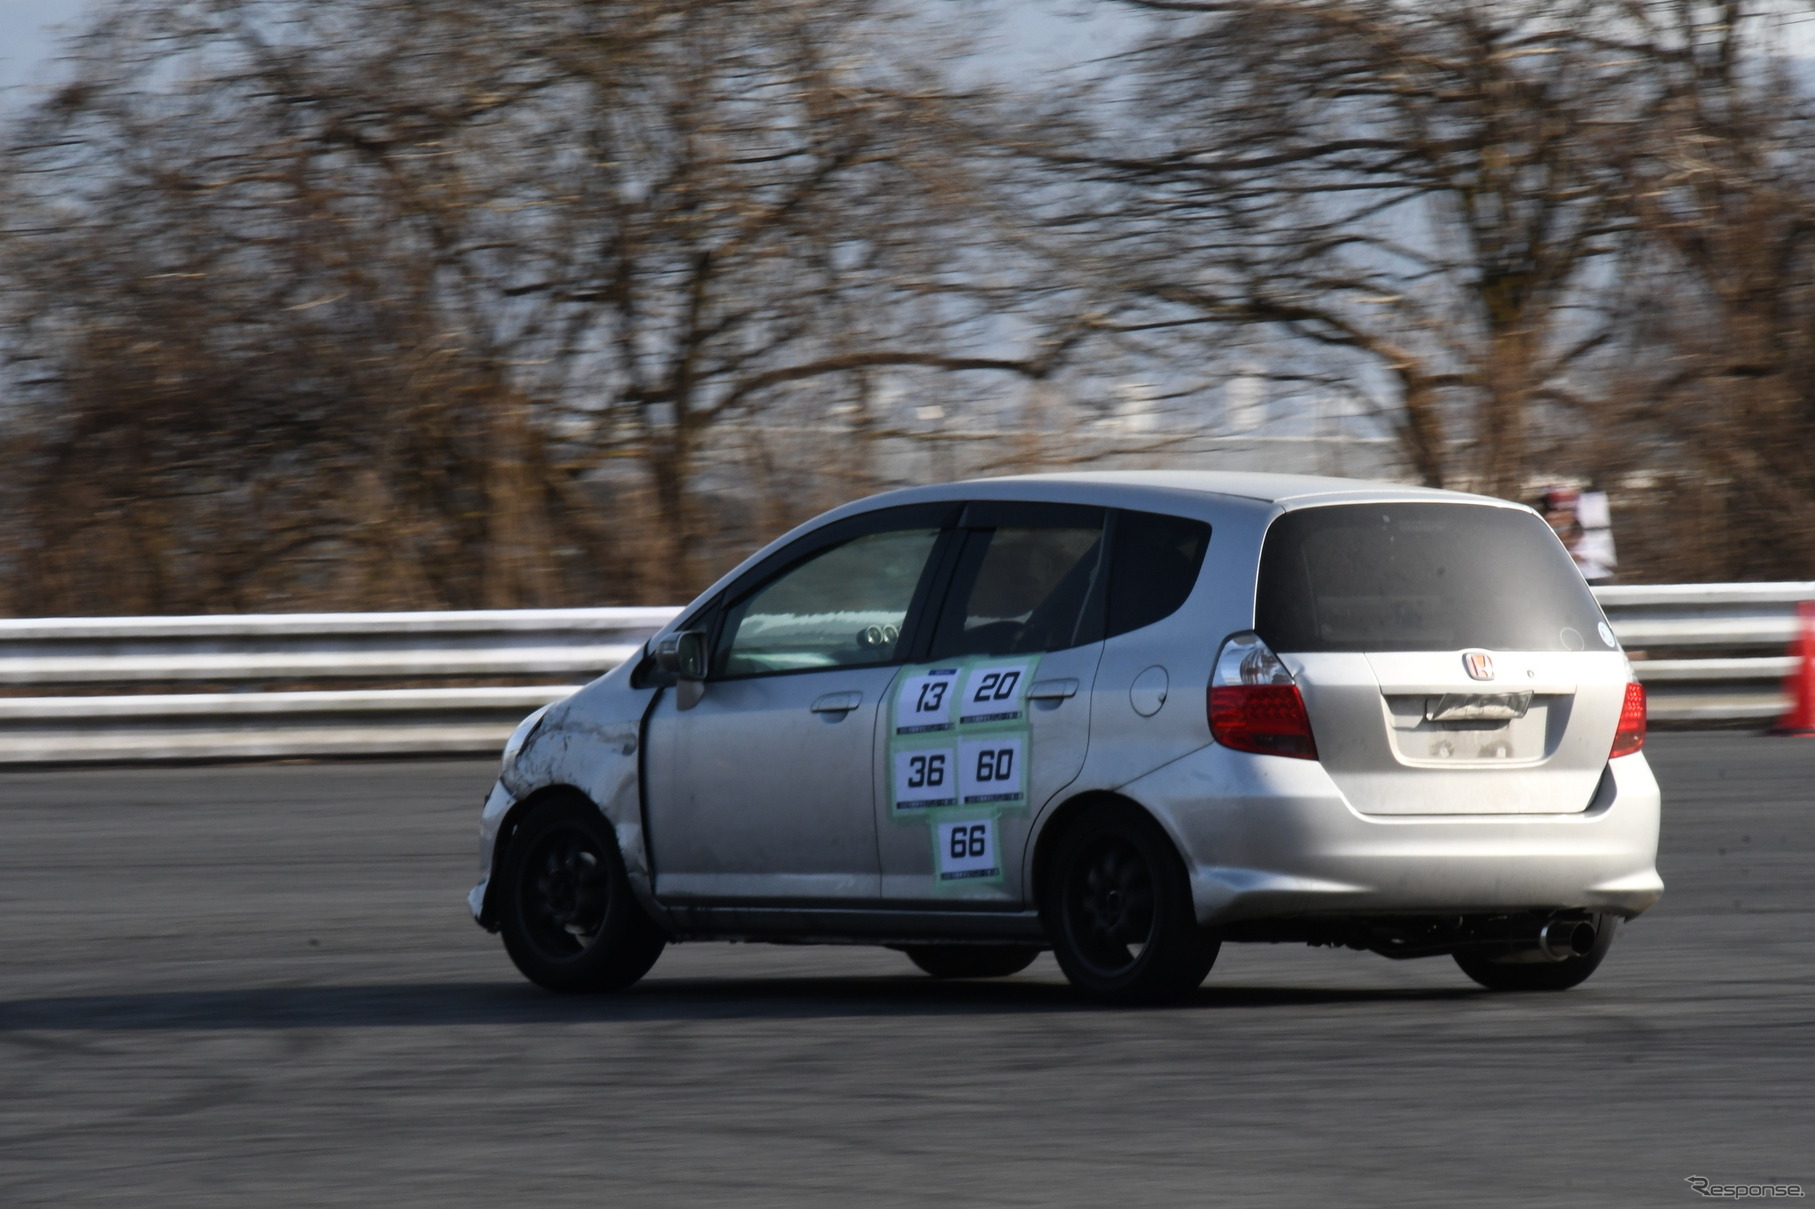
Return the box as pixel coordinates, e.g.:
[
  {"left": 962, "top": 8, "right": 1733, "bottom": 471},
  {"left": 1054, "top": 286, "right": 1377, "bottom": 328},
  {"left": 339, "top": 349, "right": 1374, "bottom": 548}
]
[
  {"left": 652, "top": 629, "right": 709, "bottom": 706},
  {"left": 659, "top": 630, "right": 707, "bottom": 678}
]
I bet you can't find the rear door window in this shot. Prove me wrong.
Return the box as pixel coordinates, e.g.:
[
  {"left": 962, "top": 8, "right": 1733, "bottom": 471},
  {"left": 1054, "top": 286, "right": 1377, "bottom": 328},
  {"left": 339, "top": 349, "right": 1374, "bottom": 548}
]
[
  {"left": 1255, "top": 502, "right": 1613, "bottom": 653},
  {"left": 928, "top": 504, "right": 1108, "bottom": 658}
]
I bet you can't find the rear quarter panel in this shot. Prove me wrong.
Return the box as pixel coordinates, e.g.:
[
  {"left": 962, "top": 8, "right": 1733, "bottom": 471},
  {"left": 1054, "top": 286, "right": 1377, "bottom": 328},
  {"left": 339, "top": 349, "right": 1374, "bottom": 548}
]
[{"left": 1021, "top": 495, "right": 1279, "bottom": 888}]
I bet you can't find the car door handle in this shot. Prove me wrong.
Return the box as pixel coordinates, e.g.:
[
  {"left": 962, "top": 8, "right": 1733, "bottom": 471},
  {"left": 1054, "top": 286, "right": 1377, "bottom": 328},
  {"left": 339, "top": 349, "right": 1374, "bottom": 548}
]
[
  {"left": 810, "top": 691, "right": 864, "bottom": 715},
  {"left": 1027, "top": 678, "right": 1079, "bottom": 701}
]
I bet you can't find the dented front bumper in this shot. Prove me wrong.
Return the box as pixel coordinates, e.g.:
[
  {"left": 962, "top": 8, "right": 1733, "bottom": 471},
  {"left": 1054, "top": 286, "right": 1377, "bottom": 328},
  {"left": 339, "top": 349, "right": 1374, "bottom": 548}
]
[{"left": 467, "top": 778, "right": 517, "bottom": 931}]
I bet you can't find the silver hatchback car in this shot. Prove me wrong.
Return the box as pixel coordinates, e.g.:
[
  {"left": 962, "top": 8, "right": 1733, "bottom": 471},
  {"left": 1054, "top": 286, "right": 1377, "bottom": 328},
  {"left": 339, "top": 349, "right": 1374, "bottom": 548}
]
[{"left": 469, "top": 472, "right": 1661, "bottom": 1002}]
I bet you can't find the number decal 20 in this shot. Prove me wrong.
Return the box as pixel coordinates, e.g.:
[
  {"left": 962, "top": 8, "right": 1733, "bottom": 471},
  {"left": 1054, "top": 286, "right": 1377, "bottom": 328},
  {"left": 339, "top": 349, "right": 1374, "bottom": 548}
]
[
  {"left": 971, "top": 670, "right": 1020, "bottom": 703},
  {"left": 959, "top": 661, "right": 1033, "bottom": 723}
]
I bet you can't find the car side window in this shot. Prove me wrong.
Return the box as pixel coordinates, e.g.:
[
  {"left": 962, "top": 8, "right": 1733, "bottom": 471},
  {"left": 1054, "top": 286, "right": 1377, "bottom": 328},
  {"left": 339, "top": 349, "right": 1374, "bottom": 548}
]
[
  {"left": 1104, "top": 509, "right": 1211, "bottom": 638},
  {"left": 716, "top": 527, "right": 943, "bottom": 677},
  {"left": 929, "top": 508, "right": 1108, "bottom": 658}
]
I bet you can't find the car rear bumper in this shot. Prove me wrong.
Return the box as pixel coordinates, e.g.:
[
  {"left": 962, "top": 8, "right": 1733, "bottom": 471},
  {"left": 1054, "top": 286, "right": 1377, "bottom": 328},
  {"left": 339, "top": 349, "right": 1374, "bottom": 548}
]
[{"left": 1123, "top": 746, "right": 1663, "bottom": 926}]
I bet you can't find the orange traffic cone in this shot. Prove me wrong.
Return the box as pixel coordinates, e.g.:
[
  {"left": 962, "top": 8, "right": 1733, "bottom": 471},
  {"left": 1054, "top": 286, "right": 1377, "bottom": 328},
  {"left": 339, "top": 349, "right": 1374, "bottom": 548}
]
[{"left": 1771, "top": 600, "right": 1815, "bottom": 735}]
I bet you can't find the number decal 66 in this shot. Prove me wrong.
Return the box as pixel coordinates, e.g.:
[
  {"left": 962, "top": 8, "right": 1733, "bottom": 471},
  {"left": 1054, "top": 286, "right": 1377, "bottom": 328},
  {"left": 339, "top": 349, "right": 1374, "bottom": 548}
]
[{"left": 947, "top": 823, "right": 989, "bottom": 859}]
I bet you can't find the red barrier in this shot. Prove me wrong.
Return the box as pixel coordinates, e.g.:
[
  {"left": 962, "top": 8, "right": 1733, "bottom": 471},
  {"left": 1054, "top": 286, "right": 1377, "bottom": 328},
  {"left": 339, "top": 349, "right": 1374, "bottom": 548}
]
[{"left": 1771, "top": 600, "right": 1815, "bottom": 736}]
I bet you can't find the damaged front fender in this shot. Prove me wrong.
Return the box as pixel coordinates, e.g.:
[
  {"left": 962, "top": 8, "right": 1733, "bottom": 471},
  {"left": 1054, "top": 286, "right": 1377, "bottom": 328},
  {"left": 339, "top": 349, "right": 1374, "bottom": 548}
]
[{"left": 474, "top": 655, "right": 668, "bottom": 927}]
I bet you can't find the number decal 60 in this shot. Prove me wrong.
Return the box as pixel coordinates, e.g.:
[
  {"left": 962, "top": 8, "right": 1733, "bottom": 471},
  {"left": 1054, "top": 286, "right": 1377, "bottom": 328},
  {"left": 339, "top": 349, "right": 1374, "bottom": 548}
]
[{"left": 974, "top": 747, "right": 1015, "bottom": 782}]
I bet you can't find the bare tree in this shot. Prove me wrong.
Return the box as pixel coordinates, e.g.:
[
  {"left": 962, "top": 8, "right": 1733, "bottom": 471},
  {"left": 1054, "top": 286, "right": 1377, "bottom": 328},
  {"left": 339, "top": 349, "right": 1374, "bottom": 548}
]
[
  {"left": 9, "top": 0, "right": 1813, "bottom": 612},
  {"left": 0, "top": 0, "right": 1050, "bottom": 614},
  {"left": 1595, "top": 1, "right": 1815, "bottom": 578},
  {"left": 1013, "top": 0, "right": 1658, "bottom": 496}
]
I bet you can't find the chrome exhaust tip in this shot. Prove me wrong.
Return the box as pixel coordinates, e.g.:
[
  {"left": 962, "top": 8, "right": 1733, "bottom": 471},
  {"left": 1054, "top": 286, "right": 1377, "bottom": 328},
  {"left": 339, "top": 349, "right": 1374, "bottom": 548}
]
[{"left": 1537, "top": 919, "right": 1596, "bottom": 962}]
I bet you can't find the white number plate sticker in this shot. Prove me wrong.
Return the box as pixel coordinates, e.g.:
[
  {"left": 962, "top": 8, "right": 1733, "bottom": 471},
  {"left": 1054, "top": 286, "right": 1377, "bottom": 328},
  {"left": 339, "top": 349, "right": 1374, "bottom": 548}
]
[
  {"left": 895, "top": 667, "right": 960, "bottom": 733},
  {"left": 935, "top": 817, "right": 1000, "bottom": 881},
  {"left": 892, "top": 746, "right": 957, "bottom": 810},
  {"left": 959, "top": 662, "right": 1031, "bottom": 724},
  {"left": 958, "top": 735, "right": 1025, "bottom": 805}
]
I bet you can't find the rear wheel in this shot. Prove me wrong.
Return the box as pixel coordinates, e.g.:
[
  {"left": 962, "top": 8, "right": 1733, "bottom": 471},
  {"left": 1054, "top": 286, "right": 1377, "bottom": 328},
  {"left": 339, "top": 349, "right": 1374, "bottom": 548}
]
[
  {"left": 1454, "top": 916, "right": 1618, "bottom": 992},
  {"left": 497, "top": 797, "right": 667, "bottom": 992},
  {"left": 1042, "top": 802, "right": 1220, "bottom": 1004},
  {"left": 901, "top": 945, "right": 1041, "bottom": 979}
]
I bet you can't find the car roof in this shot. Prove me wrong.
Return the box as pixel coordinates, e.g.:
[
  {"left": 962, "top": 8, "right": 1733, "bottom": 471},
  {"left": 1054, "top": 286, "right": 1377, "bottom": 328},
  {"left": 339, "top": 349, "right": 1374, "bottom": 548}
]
[
  {"left": 661, "top": 470, "right": 1527, "bottom": 635},
  {"left": 877, "top": 470, "right": 1519, "bottom": 513}
]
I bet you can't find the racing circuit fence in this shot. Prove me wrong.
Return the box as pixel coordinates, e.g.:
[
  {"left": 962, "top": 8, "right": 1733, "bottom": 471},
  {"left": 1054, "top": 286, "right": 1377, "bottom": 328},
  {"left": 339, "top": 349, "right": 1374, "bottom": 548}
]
[{"left": 0, "top": 584, "right": 1808, "bottom": 764}]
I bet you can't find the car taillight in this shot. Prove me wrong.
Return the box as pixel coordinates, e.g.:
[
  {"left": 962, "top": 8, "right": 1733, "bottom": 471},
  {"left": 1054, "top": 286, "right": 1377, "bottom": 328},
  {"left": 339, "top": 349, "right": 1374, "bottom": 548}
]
[
  {"left": 1207, "top": 632, "right": 1318, "bottom": 760},
  {"left": 1610, "top": 681, "right": 1646, "bottom": 758}
]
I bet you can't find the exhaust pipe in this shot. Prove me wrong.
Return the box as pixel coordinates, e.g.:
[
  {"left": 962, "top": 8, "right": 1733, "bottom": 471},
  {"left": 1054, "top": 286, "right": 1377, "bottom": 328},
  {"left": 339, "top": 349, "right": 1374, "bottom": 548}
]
[{"left": 1537, "top": 919, "right": 1596, "bottom": 962}]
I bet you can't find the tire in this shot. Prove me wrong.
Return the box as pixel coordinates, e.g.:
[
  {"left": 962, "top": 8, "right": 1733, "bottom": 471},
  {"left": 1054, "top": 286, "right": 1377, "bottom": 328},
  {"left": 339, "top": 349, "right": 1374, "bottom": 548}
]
[
  {"left": 1453, "top": 916, "right": 1619, "bottom": 992},
  {"left": 1042, "top": 801, "right": 1220, "bottom": 1004},
  {"left": 901, "top": 945, "right": 1042, "bottom": 979},
  {"left": 497, "top": 797, "right": 667, "bottom": 993}
]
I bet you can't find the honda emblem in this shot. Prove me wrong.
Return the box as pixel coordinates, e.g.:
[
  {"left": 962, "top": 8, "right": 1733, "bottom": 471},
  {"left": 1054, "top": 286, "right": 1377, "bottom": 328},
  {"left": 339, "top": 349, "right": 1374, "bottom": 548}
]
[{"left": 1463, "top": 652, "right": 1495, "bottom": 681}]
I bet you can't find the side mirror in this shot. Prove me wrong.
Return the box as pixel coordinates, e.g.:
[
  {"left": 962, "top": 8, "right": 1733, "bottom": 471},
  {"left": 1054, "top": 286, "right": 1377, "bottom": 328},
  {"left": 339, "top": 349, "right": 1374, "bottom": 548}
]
[
  {"left": 653, "top": 629, "right": 708, "bottom": 678},
  {"left": 652, "top": 629, "right": 709, "bottom": 708}
]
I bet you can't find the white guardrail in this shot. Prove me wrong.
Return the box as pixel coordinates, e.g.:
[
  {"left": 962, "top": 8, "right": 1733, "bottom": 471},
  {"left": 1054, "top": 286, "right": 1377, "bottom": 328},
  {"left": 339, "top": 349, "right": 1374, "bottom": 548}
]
[
  {"left": 0, "top": 585, "right": 1806, "bottom": 764},
  {"left": 0, "top": 608, "right": 679, "bottom": 764}
]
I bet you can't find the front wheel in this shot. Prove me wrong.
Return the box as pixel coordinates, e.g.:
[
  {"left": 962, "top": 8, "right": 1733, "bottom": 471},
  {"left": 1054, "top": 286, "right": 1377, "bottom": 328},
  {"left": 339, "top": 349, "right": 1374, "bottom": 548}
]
[
  {"left": 1453, "top": 916, "right": 1619, "bottom": 992},
  {"left": 497, "top": 797, "right": 667, "bottom": 992},
  {"left": 1042, "top": 802, "right": 1220, "bottom": 1004}
]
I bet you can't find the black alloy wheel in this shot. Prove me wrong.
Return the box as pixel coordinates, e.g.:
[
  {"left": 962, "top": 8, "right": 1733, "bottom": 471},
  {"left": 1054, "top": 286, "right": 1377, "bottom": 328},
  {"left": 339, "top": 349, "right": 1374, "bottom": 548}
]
[
  {"left": 1044, "top": 801, "right": 1220, "bottom": 1003},
  {"left": 520, "top": 828, "right": 609, "bottom": 956},
  {"left": 497, "top": 797, "right": 666, "bottom": 993},
  {"left": 1068, "top": 833, "right": 1156, "bottom": 971}
]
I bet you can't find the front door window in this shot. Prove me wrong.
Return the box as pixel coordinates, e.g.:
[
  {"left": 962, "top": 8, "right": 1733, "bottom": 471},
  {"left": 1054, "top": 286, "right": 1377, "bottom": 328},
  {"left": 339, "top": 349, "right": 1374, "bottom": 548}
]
[{"left": 719, "top": 528, "right": 941, "bottom": 676}]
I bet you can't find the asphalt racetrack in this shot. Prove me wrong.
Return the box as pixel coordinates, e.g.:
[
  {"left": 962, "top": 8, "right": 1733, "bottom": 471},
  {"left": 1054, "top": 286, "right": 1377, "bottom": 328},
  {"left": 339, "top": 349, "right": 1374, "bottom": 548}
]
[{"left": 1, "top": 733, "right": 1810, "bottom": 1207}]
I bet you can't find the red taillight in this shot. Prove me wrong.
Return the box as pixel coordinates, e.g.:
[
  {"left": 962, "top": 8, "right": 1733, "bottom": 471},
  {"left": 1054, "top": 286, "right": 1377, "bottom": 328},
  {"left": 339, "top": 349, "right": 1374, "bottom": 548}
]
[
  {"left": 1611, "top": 682, "right": 1646, "bottom": 757},
  {"left": 1209, "top": 684, "right": 1319, "bottom": 760}
]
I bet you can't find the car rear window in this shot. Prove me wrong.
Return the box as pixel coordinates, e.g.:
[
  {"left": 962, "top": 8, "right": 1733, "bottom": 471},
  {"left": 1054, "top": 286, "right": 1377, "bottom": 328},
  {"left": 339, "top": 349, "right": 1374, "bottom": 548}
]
[{"left": 1255, "top": 503, "right": 1613, "bottom": 653}]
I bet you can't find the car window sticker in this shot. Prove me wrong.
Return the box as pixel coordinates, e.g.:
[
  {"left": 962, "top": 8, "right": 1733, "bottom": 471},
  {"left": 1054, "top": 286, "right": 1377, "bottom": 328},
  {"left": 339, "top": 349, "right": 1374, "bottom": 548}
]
[
  {"left": 930, "top": 811, "right": 1004, "bottom": 890},
  {"left": 889, "top": 654, "right": 1038, "bottom": 821},
  {"left": 958, "top": 658, "right": 1038, "bottom": 725},
  {"left": 888, "top": 654, "right": 1040, "bottom": 896},
  {"left": 894, "top": 666, "right": 960, "bottom": 734},
  {"left": 891, "top": 742, "right": 959, "bottom": 811},
  {"left": 957, "top": 734, "right": 1025, "bottom": 807}
]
